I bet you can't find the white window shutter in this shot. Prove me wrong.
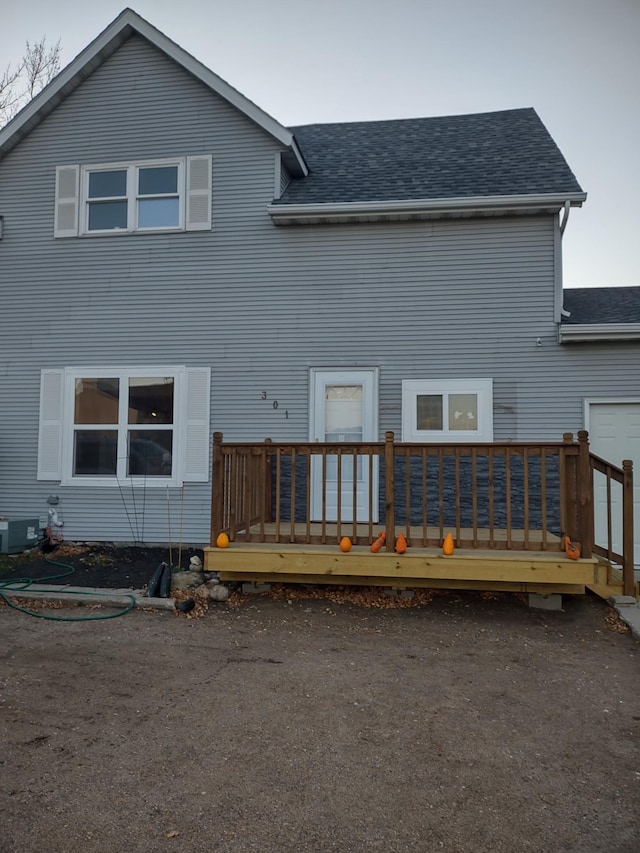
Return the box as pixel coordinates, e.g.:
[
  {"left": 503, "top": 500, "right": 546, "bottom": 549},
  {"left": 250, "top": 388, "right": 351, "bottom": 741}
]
[
  {"left": 186, "top": 155, "right": 212, "bottom": 231},
  {"left": 37, "top": 370, "right": 65, "bottom": 480},
  {"left": 183, "top": 367, "right": 211, "bottom": 481},
  {"left": 54, "top": 165, "right": 79, "bottom": 237}
]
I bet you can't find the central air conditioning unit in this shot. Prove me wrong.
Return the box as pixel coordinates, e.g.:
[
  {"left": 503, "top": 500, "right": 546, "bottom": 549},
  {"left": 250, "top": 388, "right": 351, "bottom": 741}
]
[{"left": 0, "top": 518, "right": 41, "bottom": 554}]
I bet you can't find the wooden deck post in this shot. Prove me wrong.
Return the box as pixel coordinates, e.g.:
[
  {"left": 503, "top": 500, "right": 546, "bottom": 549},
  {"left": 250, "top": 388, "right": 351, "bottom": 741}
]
[
  {"left": 622, "top": 459, "right": 635, "bottom": 597},
  {"left": 384, "top": 431, "right": 395, "bottom": 552},
  {"left": 561, "top": 432, "right": 577, "bottom": 541},
  {"left": 577, "top": 430, "right": 593, "bottom": 559},
  {"left": 211, "top": 431, "right": 224, "bottom": 546},
  {"left": 263, "top": 438, "right": 273, "bottom": 525}
]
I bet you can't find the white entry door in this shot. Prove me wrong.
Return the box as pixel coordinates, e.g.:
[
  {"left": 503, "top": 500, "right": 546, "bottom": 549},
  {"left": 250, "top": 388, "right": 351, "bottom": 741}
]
[
  {"left": 587, "top": 401, "right": 640, "bottom": 566},
  {"left": 310, "top": 369, "right": 378, "bottom": 523}
]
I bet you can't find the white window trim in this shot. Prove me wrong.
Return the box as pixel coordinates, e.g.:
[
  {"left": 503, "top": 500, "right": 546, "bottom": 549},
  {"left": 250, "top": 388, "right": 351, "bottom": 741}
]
[
  {"left": 402, "top": 378, "right": 494, "bottom": 442},
  {"left": 80, "top": 158, "right": 185, "bottom": 235},
  {"left": 54, "top": 155, "right": 212, "bottom": 237},
  {"left": 37, "top": 366, "right": 211, "bottom": 487}
]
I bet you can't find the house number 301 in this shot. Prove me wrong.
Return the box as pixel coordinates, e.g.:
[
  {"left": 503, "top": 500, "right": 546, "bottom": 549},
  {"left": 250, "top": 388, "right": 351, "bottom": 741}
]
[{"left": 261, "top": 392, "right": 288, "bottom": 418}]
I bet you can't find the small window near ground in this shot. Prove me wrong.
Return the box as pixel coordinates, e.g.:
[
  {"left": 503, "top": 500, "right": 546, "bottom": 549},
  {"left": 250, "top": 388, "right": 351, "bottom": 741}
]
[{"left": 402, "top": 379, "right": 493, "bottom": 442}]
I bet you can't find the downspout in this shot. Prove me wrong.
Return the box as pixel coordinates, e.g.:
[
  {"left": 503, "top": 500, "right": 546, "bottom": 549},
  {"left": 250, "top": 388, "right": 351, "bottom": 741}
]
[
  {"left": 559, "top": 200, "right": 572, "bottom": 319},
  {"left": 559, "top": 199, "right": 571, "bottom": 236}
]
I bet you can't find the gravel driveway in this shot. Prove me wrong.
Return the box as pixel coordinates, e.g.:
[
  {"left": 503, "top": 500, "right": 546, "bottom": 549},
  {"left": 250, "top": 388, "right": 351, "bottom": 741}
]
[{"left": 1, "top": 591, "right": 638, "bottom": 852}]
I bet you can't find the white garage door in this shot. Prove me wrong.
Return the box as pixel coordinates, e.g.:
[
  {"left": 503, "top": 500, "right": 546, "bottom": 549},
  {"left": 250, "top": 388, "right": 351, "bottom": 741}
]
[{"left": 587, "top": 402, "right": 640, "bottom": 567}]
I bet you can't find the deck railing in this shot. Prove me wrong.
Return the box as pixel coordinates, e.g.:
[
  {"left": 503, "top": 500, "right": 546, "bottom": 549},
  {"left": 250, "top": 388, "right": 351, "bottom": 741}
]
[
  {"left": 210, "top": 430, "right": 634, "bottom": 595},
  {"left": 590, "top": 453, "right": 635, "bottom": 595}
]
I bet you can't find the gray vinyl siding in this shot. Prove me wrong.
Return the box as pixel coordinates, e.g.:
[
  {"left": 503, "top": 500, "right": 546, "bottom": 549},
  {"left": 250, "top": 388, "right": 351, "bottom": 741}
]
[{"left": 0, "top": 35, "right": 638, "bottom": 545}]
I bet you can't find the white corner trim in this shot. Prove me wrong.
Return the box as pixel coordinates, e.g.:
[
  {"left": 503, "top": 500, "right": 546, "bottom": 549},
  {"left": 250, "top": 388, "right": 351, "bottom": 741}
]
[{"left": 560, "top": 323, "right": 640, "bottom": 343}]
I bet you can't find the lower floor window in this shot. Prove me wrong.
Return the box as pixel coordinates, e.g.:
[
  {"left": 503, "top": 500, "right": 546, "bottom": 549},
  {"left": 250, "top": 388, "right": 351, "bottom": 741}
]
[
  {"left": 72, "top": 374, "right": 175, "bottom": 478},
  {"left": 38, "top": 366, "right": 210, "bottom": 485},
  {"left": 402, "top": 379, "right": 493, "bottom": 442}
]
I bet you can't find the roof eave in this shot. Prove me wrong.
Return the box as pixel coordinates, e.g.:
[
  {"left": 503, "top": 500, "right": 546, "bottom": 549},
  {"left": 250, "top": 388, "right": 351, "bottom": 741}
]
[
  {"left": 559, "top": 323, "right": 640, "bottom": 343},
  {"left": 0, "top": 8, "right": 306, "bottom": 175},
  {"left": 268, "top": 192, "right": 587, "bottom": 224}
]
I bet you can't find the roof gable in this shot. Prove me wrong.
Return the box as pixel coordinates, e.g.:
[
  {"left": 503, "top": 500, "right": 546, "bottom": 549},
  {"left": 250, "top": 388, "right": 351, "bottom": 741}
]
[{"left": 0, "top": 8, "right": 307, "bottom": 175}]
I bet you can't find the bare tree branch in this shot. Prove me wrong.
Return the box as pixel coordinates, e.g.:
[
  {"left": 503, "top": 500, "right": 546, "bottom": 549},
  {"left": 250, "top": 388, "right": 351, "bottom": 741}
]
[
  {"left": 24, "top": 38, "right": 61, "bottom": 99},
  {"left": 0, "top": 36, "right": 61, "bottom": 126}
]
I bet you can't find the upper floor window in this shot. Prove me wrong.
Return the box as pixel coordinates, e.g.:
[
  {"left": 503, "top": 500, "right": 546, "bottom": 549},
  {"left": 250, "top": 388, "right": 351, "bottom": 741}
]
[
  {"left": 86, "top": 163, "right": 181, "bottom": 232},
  {"left": 54, "top": 156, "right": 212, "bottom": 238}
]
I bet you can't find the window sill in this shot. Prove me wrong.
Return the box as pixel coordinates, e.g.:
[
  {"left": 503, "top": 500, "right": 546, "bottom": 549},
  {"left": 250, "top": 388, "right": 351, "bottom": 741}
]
[
  {"left": 78, "top": 227, "right": 184, "bottom": 237},
  {"left": 60, "top": 477, "right": 181, "bottom": 488}
]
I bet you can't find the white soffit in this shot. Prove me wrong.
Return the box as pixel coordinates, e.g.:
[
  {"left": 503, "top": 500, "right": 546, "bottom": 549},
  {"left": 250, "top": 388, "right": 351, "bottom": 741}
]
[{"left": 559, "top": 323, "right": 640, "bottom": 343}]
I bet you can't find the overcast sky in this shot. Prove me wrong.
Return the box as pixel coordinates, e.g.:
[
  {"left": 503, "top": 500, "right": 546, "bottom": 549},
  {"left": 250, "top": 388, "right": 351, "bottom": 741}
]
[{"left": 2, "top": 0, "right": 638, "bottom": 289}]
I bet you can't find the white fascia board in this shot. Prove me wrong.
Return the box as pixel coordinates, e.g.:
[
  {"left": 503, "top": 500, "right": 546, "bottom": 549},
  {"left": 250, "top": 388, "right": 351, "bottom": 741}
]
[
  {"left": 268, "top": 192, "right": 587, "bottom": 223},
  {"left": 559, "top": 323, "right": 640, "bottom": 343},
  {"left": 288, "top": 138, "right": 309, "bottom": 177},
  {"left": 0, "top": 8, "right": 306, "bottom": 173}
]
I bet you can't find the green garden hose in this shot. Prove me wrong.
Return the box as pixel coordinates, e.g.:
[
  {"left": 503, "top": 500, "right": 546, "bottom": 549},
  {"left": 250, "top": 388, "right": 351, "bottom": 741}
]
[{"left": 0, "top": 556, "right": 136, "bottom": 621}]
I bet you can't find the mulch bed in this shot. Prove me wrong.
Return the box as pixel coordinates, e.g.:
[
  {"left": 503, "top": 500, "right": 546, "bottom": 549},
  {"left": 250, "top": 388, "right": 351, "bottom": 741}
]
[{"left": 0, "top": 542, "right": 200, "bottom": 590}]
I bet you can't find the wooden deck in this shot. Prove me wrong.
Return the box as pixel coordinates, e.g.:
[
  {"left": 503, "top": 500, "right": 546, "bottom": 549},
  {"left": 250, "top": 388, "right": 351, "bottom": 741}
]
[
  {"left": 206, "top": 547, "right": 597, "bottom": 594},
  {"left": 204, "top": 524, "right": 606, "bottom": 597},
  {"left": 208, "top": 431, "right": 637, "bottom": 600}
]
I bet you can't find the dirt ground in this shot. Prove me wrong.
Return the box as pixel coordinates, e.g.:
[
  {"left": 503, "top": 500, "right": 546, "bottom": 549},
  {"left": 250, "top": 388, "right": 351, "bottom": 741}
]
[{"left": 1, "top": 586, "right": 639, "bottom": 852}]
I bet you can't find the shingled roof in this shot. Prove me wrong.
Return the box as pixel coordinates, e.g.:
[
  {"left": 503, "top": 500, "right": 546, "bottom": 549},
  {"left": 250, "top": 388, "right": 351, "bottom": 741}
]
[
  {"left": 562, "top": 287, "right": 640, "bottom": 325},
  {"left": 277, "top": 108, "right": 583, "bottom": 206}
]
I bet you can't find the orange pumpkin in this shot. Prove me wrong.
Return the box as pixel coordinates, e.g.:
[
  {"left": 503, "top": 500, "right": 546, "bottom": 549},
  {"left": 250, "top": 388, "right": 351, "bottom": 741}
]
[
  {"left": 442, "top": 532, "right": 454, "bottom": 556},
  {"left": 216, "top": 532, "right": 230, "bottom": 549},
  {"left": 395, "top": 533, "right": 407, "bottom": 554},
  {"left": 339, "top": 536, "right": 352, "bottom": 552},
  {"left": 370, "top": 532, "right": 386, "bottom": 553},
  {"left": 562, "top": 534, "right": 581, "bottom": 560}
]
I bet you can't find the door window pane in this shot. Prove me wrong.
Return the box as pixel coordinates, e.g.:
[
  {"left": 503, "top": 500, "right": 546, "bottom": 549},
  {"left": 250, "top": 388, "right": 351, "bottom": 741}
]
[
  {"left": 324, "top": 385, "right": 363, "bottom": 479},
  {"left": 324, "top": 385, "right": 363, "bottom": 441},
  {"left": 74, "top": 378, "right": 119, "bottom": 424},
  {"left": 417, "top": 394, "right": 443, "bottom": 430}
]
